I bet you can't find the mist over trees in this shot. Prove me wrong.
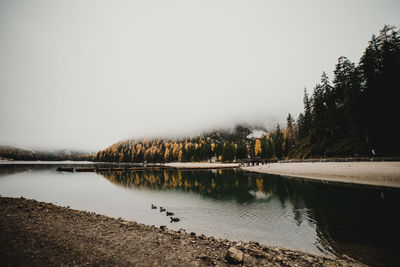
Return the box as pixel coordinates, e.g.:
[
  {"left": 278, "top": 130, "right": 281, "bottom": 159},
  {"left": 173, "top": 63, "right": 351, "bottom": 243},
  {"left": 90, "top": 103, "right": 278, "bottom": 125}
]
[
  {"left": 0, "top": 146, "right": 93, "bottom": 161},
  {"left": 1, "top": 26, "right": 398, "bottom": 163},
  {"left": 93, "top": 25, "right": 400, "bottom": 162},
  {"left": 93, "top": 129, "right": 252, "bottom": 163}
]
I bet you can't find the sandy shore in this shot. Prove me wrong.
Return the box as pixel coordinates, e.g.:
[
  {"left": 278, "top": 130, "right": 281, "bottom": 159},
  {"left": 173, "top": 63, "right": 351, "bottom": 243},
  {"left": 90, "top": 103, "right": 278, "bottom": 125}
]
[
  {"left": 165, "top": 162, "right": 240, "bottom": 168},
  {"left": 0, "top": 197, "right": 363, "bottom": 266},
  {"left": 242, "top": 162, "right": 400, "bottom": 188}
]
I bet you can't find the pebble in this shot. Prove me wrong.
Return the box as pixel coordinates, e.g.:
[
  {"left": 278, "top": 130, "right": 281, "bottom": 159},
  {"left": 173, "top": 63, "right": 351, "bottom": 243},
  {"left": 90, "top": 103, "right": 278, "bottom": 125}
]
[{"left": 227, "top": 247, "right": 244, "bottom": 263}]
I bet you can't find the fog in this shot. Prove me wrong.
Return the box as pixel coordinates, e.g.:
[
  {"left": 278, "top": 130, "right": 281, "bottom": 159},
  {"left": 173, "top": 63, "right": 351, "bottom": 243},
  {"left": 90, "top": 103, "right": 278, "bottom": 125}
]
[{"left": 1, "top": 0, "right": 399, "bottom": 151}]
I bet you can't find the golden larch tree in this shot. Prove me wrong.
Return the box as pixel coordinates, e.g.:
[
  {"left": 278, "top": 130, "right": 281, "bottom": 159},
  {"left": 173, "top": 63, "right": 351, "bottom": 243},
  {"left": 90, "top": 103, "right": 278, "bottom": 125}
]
[{"left": 254, "top": 139, "right": 262, "bottom": 156}]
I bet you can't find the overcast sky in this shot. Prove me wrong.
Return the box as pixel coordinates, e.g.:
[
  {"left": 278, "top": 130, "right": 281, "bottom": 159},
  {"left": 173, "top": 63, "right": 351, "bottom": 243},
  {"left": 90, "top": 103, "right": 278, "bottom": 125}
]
[{"left": 0, "top": 0, "right": 399, "bottom": 151}]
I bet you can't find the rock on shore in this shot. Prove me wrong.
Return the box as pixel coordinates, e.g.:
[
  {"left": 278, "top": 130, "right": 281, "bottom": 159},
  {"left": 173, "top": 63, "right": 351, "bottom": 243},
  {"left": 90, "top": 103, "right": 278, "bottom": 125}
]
[{"left": 0, "top": 197, "right": 364, "bottom": 266}]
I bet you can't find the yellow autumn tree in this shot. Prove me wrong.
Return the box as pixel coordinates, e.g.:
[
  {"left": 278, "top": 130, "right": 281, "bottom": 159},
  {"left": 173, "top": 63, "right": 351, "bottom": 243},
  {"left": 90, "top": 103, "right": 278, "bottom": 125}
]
[
  {"left": 178, "top": 150, "right": 183, "bottom": 162},
  {"left": 164, "top": 147, "right": 170, "bottom": 162},
  {"left": 254, "top": 139, "right": 262, "bottom": 156},
  {"left": 211, "top": 143, "right": 215, "bottom": 152},
  {"left": 172, "top": 144, "right": 179, "bottom": 159}
]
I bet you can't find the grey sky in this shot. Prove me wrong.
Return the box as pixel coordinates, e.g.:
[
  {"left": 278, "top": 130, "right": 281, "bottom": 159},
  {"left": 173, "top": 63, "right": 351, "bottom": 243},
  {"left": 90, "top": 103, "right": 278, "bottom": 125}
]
[{"left": 1, "top": 0, "right": 399, "bottom": 151}]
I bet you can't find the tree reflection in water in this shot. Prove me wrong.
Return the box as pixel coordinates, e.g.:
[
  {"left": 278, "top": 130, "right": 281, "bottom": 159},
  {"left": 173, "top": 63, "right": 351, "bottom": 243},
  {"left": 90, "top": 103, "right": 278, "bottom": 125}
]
[{"left": 98, "top": 169, "right": 400, "bottom": 267}]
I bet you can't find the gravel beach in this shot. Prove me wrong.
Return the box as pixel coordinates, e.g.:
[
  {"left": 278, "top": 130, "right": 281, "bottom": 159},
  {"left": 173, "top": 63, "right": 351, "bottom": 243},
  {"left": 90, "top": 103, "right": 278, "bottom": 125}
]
[{"left": 0, "top": 197, "right": 363, "bottom": 266}]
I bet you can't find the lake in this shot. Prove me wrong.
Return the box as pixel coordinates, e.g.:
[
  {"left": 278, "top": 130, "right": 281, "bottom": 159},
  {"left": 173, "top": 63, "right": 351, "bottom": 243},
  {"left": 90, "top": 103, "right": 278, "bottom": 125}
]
[{"left": 0, "top": 163, "right": 399, "bottom": 266}]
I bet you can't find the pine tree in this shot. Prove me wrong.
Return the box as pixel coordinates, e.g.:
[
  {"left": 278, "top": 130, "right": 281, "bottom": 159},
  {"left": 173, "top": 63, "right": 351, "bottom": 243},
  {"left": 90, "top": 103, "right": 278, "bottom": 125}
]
[
  {"left": 222, "top": 143, "right": 235, "bottom": 162},
  {"left": 273, "top": 124, "right": 284, "bottom": 159},
  {"left": 236, "top": 142, "right": 248, "bottom": 160}
]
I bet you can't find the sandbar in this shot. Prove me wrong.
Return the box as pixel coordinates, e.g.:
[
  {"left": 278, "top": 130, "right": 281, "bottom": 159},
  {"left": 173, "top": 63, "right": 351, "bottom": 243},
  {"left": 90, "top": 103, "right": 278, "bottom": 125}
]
[
  {"left": 241, "top": 162, "right": 400, "bottom": 188},
  {"left": 165, "top": 162, "right": 240, "bottom": 168}
]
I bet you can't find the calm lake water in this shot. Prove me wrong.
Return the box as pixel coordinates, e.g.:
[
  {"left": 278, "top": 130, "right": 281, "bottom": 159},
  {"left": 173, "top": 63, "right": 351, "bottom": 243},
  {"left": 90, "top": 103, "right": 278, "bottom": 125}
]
[{"left": 0, "top": 163, "right": 399, "bottom": 266}]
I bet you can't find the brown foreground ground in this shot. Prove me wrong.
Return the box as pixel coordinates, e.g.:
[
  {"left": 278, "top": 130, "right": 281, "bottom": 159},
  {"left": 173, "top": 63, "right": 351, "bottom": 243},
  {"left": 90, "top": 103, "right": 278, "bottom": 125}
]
[{"left": 0, "top": 197, "right": 364, "bottom": 267}]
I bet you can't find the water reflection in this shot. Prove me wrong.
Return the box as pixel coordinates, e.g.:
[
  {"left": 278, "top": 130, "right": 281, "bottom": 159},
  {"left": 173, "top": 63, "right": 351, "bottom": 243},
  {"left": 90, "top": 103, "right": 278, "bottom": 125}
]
[
  {"left": 100, "top": 169, "right": 271, "bottom": 203},
  {"left": 98, "top": 169, "right": 400, "bottom": 267},
  {"left": 0, "top": 164, "right": 48, "bottom": 176}
]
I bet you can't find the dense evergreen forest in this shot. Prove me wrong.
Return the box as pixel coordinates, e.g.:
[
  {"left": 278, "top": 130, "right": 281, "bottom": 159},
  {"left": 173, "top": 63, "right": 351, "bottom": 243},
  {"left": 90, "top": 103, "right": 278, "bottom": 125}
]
[
  {"left": 0, "top": 146, "right": 93, "bottom": 161},
  {"left": 293, "top": 25, "right": 400, "bottom": 158},
  {"left": 94, "top": 26, "right": 399, "bottom": 162}
]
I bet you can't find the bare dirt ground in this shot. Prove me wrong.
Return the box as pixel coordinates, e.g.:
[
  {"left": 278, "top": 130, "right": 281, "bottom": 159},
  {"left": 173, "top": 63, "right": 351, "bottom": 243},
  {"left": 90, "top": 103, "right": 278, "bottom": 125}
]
[
  {"left": 0, "top": 197, "right": 364, "bottom": 266},
  {"left": 242, "top": 162, "right": 400, "bottom": 188}
]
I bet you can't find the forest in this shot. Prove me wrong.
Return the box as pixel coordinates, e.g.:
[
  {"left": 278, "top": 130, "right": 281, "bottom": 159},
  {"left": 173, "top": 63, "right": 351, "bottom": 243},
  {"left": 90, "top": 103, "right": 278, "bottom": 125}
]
[
  {"left": 93, "top": 126, "right": 258, "bottom": 163},
  {"left": 292, "top": 25, "right": 400, "bottom": 158},
  {"left": 93, "top": 26, "right": 399, "bottom": 163},
  {"left": 0, "top": 146, "right": 93, "bottom": 161}
]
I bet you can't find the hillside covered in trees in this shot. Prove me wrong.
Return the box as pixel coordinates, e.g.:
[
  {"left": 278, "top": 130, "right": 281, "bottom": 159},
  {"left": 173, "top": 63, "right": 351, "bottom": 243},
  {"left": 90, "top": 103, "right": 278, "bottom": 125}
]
[
  {"left": 0, "top": 146, "right": 93, "bottom": 161},
  {"left": 94, "top": 125, "right": 268, "bottom": 163},
  {"left": 95, "top": 26, "right": 399, "bottom": 162},
  {"left": 93, "top": 122, "right": 296, "bottom": 163},
  {"left": 2, "top": 26, "right": 396, "bottom": 163}
]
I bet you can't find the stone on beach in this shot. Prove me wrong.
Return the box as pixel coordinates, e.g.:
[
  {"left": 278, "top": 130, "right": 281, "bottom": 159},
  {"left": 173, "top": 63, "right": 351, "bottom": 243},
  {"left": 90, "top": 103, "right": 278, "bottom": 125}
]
[{"left": 227, "top": 247, "right": 244, "bottom": 263}]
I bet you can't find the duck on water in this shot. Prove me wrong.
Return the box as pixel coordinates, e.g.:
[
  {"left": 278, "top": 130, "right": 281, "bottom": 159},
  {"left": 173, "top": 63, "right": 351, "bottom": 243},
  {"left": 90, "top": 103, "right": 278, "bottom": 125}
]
[
  {"left": 170, "top": 217, "right": 180, "bottom": 223},
  {"left": 151, "top": 204, "right": 180, "bottom": 222}
]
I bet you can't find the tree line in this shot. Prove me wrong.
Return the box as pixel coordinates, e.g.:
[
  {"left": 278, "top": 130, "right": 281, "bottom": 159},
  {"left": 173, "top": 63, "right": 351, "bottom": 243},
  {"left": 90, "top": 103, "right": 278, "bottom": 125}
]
[
  {"left": 94, "top": 25, "right": 400, "bottom": 162},
  {"left": 93, "top": 128, "right": 252, "bottom": 163},
  {"left": 0, "top": 146, "right": 93, "bottom": 161},
  {"left": 4, "top": 26, "right": 397, "bottom": 163},
  {"left": 292, "top": 25, "right": 400, "bottom": 158}
]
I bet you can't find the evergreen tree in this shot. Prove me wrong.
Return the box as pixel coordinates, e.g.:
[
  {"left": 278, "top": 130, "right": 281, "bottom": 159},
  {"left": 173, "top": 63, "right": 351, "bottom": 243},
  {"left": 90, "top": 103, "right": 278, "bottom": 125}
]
[
  {"left": 222, "top": 143, "right": 236, "bottom": 162},
  {"left": 261, "top": 138, "right": 273, "bottom": 159},
  {"left": 359, "top": 25, "right": 400, "bottom": 155},
  {"left": 236, "top": 142, "right": 248, "bottom": 160},
  {"left": 273, "top": 124, "right": 284, "bottom": 159},
  {"left": 303, "top": 88, "right": 312, "bottom": 137},
  {"left": 285, "top": 113, "right": 296, "bottom": 151},
  {"left": 297, "top": 89, "right": 312, "bottom": 142}
]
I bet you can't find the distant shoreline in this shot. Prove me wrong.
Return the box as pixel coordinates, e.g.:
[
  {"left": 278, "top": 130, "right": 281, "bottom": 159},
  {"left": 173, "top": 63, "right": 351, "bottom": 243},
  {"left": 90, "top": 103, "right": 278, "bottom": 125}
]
[
  {"left": 0, "top": 160, "right": 94, "bottom": 165},
  {"left": 2, "top": 160, "right": 400, "bottom": 188}
]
